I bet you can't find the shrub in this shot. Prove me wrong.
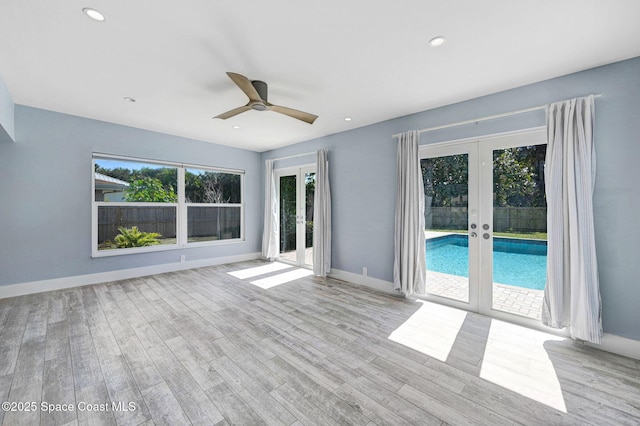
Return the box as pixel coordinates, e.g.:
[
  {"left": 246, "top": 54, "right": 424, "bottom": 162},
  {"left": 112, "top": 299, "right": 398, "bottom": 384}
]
[{"left": 114, "top": 226, "right": 161, "bottom": 248}]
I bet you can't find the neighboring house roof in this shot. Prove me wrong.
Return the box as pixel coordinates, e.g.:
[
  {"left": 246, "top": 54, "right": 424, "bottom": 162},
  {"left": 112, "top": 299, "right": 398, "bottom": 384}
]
[{"left": 95, "top": 172, "right": 130, "bottom": 191}]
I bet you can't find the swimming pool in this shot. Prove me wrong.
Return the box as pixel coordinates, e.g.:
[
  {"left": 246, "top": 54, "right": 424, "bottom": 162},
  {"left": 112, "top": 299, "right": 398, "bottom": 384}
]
[{"left": 426, "top": 234, "right": 547, "bottom": 290}]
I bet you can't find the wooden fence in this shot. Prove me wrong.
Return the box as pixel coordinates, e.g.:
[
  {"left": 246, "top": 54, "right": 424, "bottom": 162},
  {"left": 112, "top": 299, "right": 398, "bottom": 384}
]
[
  {"left": 97, "top": 206, "right": 240, "bottom": 243},
  {"left": 426, "top": 207, "right": 546, "bottom": 232},
  {"left": 187, "top": 207, "right": 241, "bottom": 239}
]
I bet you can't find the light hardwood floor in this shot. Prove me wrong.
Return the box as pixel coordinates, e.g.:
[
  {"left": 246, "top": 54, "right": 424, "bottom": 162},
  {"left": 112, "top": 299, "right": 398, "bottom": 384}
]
[{"left": 0, "top": 260, "right": 639, "bottom": 425}]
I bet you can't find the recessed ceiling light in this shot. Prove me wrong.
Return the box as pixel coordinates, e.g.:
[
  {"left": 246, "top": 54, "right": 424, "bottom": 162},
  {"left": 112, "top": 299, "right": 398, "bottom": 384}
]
[
  {"left": 428, "top": 36, "right": 446, "bottom": 47},
  {"left": 344, "top": 117, "right": 352, "bottom": 121},
  {"left": 83, "top": 8, "right": 106, "bottom": 22},
  {"left": 124, "top": 97, "right": 136, "bottom": 103},
  {"left": 232, "top": 125, "right": 240, "bottom": 129}
]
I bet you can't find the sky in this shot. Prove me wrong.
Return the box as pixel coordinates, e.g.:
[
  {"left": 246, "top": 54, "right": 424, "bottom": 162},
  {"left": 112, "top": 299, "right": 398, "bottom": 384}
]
[
  {"left": 95, "top": 158, "right": 214, "bottom": 175},
  {"left": 95, "top": 158, "right": 166, "bottom": 171}
]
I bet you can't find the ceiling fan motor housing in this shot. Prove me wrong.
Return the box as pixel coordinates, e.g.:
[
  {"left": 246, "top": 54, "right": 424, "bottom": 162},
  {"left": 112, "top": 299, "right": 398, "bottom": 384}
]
[{"left": 251, "top": 80, "right": 268, "bottom": 103}]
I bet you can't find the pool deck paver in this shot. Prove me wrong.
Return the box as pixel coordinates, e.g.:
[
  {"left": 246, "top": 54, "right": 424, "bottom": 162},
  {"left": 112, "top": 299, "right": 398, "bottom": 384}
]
[
  {"left": 425, "top": 270, "right": 544, "bottom": 320},
  {"left": 424, "top": 231, "right": 545, "bottom": 321}
]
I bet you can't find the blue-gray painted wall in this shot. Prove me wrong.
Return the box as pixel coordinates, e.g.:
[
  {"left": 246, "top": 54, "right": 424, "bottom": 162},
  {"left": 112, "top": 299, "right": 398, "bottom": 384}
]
[
  {"left": 1, "top": 58, "right": 638, "bottom": 340},
  {"left": 0, "top": 75, "right": 15, "bottom": 143},
  {"left": 0, "top": 106, "right": 261, "bottom": 285},
  {"left": 262, "top": 57, "right": 640, "bottom": 340}
]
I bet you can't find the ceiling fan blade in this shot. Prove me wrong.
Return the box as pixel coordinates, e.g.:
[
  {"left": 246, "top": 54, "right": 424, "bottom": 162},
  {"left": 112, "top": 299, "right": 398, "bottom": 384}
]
[
  {"left": 226, "top": 72, "right": 262, "bottom": 102},
  {"left": 213, "top": 105, "right": 251, "bottom": 120},
  {"left": 269, "top": 104, "right": 318, "bottom": 124}
]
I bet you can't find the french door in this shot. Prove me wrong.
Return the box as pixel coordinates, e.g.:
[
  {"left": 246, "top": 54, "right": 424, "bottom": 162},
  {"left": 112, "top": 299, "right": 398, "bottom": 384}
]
[
  {"left": 276, "top": 165, "right": 316, "bottom": 267},
  {"left": 420, "top": 129, "right": 548, "bottom": 325}
]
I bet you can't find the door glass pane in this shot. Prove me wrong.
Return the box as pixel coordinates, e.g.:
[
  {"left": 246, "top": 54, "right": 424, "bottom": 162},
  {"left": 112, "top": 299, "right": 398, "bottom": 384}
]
[
  {"left": 421, "top": 154, "right": 469, "bottom": 302},
  {"left": 304, "top": 172, "right": 316, "bottom": 266},
  {"left": 491, "top": 144, "right": 547, "bottom": 319},
  {"left": 279, "top": 175, "right": 297, "bottom": 263}
]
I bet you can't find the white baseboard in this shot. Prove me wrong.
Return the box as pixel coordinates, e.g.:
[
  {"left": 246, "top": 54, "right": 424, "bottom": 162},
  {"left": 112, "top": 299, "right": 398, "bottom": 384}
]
[
  {"left": 329, "top": 268, "right": 402, "bottom": 296},
  {"left": 0, "top": 252, "right": 261, "bottom": 299},
  {"left": 586, "top": 333, "right": 640, "bottom": 361}
]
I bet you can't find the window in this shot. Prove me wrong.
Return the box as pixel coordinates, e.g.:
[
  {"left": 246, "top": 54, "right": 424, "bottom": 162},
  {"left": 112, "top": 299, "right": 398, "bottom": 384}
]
[
  {"left": 185, "top": 168, "right": 242, "bottom": 243},
  {"left": 92, "top": 155, "right": 243, "bottom": 256}
]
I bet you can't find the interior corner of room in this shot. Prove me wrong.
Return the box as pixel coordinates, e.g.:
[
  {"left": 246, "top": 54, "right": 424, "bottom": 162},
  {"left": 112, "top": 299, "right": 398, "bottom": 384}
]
[{"left": 0, "top": 74, "right": 15, "bottom": 143}]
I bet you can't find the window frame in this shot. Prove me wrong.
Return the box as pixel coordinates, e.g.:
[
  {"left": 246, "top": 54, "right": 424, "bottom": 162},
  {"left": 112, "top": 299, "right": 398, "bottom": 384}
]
[{"left": 92, "top": 153, "right": 244, "bottom": 258}]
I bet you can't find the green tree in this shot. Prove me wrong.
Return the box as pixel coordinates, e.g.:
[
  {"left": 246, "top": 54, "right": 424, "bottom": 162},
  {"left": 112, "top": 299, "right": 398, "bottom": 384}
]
[
  {"left": 305, "top": 174, "right": 316, "bottom": 247},
  {"left": 125, "top": 177, "right": 177, "bottom": 202},
  {"left": 421, "top": 154, "right": 469, "bottom": 207},
  {"left": 185, "top": 171, "right": 204, "bottom": 203},
  {"left": 184, "top": 171, "right": 241, "bottom": 203},
  {"left": 493, "top": 146, "right": 546, "bottom": 207},
  {"left": 95, "top": 165, "right": 132, "bottom": 182},
  {"left": 279, "top": 175, "right": 297, "bottom": 252},
  {"left": 133, "top": 167, "right": 177, "bottom": 194},
  {"left": 421, "top": 146, "right": 546, "bottom": 208}
]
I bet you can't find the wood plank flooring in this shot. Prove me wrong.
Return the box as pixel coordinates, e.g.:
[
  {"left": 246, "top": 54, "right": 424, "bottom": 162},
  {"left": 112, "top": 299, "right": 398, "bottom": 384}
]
[{"left": 0, "top": 260, "right": 639, "bottom": 425}]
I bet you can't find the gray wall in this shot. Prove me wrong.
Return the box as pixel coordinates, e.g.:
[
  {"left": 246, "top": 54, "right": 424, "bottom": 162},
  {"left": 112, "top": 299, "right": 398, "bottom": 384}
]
[
  {"left": 0, "top": 106, "right": 261, "bottom": 285},
  {"left": 262, "top": 57, "right": 640, "bottom": 340},
  {"left": 0, "top": 75, "right": 14, "bottom": 143},
  {"left": 1, "top": 58, "right": 638, "bottom": 340}
]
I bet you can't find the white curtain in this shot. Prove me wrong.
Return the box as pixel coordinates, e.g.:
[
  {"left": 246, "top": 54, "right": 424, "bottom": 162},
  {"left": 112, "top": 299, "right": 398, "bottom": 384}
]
[
  {"left": 313, "top": 149, "right": 331, "bottom": 276},
  {"left": 393, "top": 131, "right": 426, "bottom": 295},
  {"left": 261, "top": 159, "right": 279, "bottom": 260},
  {"left": 542, "top": 95, "right": 602, "bottom": 344}
]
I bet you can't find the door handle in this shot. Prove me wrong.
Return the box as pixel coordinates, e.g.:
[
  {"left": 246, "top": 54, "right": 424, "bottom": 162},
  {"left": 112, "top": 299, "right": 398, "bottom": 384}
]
[{"left": 470, "top": 232, "right": 477, "bottom": 238}]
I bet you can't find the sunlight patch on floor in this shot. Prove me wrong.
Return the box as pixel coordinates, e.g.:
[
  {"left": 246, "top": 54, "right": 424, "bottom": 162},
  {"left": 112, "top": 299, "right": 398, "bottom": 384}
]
[
  {"left": 249, "top": 268, "right": 314, "bottom": 289},
  {"left": 480, "top": 320, "right": 567, "bottom": 412},
  {"left": 227, "top": 262, "right": 291, "bottom": 279},
  {"left": 388, "top": 300, "right": 468, "bottom": 362}
]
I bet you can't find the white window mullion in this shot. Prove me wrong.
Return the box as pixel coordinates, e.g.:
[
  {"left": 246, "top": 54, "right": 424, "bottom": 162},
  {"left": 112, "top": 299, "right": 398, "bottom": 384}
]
[
  {"left": 241, "top": 174, "right": 245, "bottom": 241},
  {"left": 177, "top": 167, "right": 187, "bottom": 247},
  {"left": 91, "top": 158, "right": 98, "bottom": 257},
  {"left": 91, "top": 203, "right": 98, "bottom": 257}
]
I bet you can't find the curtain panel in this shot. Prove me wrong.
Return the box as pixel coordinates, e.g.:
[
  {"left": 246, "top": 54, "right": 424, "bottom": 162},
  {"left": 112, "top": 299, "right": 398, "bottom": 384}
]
[
  {"left": 313, "top": 149, "right": 332, "bottom": 276},
  {"left": 542, "top": 95, "right": 602, "bottom": 344},
  {"left": 261, "top": 159, "right": 279, "bottom": 260},
  {"left": 393, "top": 131, "right": 426, "bottom": 295}
]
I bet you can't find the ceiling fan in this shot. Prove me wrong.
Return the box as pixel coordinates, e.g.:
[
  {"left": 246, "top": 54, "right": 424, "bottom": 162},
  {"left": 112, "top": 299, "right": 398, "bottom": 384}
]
[{"left": 214, "top": 72, "right": 318, "bottom": 124}]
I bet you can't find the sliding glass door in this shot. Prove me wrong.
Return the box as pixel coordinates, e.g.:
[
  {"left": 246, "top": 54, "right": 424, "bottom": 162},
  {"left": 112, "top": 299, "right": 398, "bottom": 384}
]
[
  {"left": 420, "top": 129, "right": 548, "bottom": 325},
  {"left": 276, "top": 166, "right": 316, "bottom": 267}
]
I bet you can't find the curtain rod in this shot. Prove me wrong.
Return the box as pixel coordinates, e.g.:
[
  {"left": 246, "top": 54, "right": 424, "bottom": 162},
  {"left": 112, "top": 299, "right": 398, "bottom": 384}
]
[
  {"left": 392, "top": 93, "right": 604, "bottom": 138},
  {"left": 268, "top": 150, "right": 317, "bottom": 162}
]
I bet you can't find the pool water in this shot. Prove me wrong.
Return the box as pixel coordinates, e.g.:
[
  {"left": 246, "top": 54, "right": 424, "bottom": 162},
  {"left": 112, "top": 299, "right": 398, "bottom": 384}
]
[{"left": 426, "top": 234, "right": 547, "bottom": 290}]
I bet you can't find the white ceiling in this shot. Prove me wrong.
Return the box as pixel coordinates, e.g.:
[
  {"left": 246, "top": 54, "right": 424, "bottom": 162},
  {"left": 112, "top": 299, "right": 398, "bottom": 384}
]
[{"left": 1, "top": 1, "right": 640, "bottom": 152}]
